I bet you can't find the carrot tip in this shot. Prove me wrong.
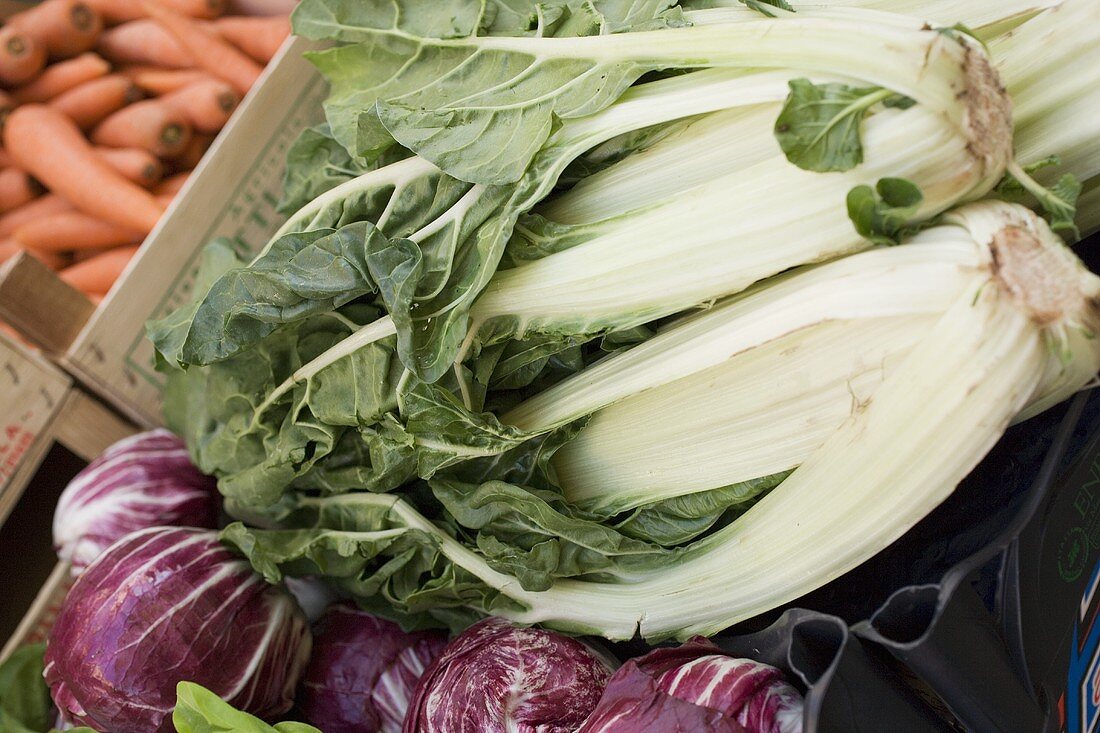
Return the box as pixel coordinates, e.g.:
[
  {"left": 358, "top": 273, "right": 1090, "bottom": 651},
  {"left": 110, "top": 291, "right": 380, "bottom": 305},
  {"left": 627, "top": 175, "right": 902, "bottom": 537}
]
[
  {"left": 71, "top": 3, "right": 97, "bottom": 31},
  {"left": 162, "top": 123, "right": 186, "bottom": 145},
  {"left": 217, "top": 90, "right": 237, "bottom": 112}
]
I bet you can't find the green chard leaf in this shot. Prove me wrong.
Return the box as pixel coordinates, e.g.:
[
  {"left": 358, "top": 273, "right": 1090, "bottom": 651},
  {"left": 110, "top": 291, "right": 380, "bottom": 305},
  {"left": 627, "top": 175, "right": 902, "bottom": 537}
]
[
  {"left": 431, "top": 478, "right": 674, "bottom": 590},
  {"left": 846, "top": 177, "right": 926, "bottom": 246},
  {"left": 279, "top": 123, "right": 405, "bottom": 215},
  {"left": 152, "top": 223, "right": 396, "bottom": 368},
  {"left": 613, "top": 471, "right": 791, "bottom": 545},
  {"left": 775, "top": 79, "right": 893, "bottom": 173},
  {"left": 296, "top": 0, "right": 681, "bottom": 170},
  {"left": 173, "top": 682, "right": 322, "bottom": 733},
  {"left": 220, "top": 494, "right": 524, "bottom": 631}
]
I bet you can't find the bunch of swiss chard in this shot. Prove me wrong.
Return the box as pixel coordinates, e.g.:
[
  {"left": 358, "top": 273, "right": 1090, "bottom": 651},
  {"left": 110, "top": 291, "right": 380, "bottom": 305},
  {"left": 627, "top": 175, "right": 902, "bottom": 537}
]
[{"left": 150, "top": 0, "right": 1100, "bottom": 641}]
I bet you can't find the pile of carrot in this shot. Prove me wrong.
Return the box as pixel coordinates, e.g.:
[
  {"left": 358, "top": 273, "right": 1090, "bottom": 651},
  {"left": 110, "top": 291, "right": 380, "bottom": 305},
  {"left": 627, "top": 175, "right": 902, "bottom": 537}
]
[{"left": 0, "top": 0, "right": 289, "bottom": 303}]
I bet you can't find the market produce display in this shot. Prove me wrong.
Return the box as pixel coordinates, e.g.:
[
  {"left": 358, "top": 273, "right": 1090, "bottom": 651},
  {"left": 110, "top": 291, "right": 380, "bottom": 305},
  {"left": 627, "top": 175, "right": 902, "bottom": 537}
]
[
  {"left": 2, "top": 0, "right": 1100, "bottom": 730},
  {"left": 151, "top": 0, "right": 1100, "bottom": 639},
  {"left": 0, "top": 0, "right": 289, "bottom": 302}
]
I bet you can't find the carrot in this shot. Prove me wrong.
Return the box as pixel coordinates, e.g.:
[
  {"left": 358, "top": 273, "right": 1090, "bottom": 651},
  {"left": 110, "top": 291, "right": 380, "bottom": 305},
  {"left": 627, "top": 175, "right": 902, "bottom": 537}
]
[
  {"left": 159, "top": 79, "right": 236, "bottom": 133},
  {"left": 14, "top": 210, "right": 143, "bottom": 251},
  {"left": 142, "top": 1, "right": 259, "bottom": 94},
  {"left": 122, "top": 66, "right": 210, "bottom": 95},
  {"left": 0, "top": 194, "right": 71, "bottom": 237},
  {"left": 0, "top": 239, "right": 68, "bottom": 270},
  {"left": 93, "top": 146, "right": 163, "bottom": 186},
  {"left": 4, "top": 106, "right": 164, "bottom": 232},
  {"left": 154, "top": 191, "right": 175, "bottom": 208},
  {"left": 7, "top": 0, "right": 103, "bottom": 60},
  {"left": 11, "top": 52, "right": 109, "bottom": 103},
  {"left": 48, "top": 74, "right": 143, "bottom": 129},
  {"left": 97, "top": 18, "right": 192, "bottom": 68},
  {"left": 92, "top": 98, "right": 192, "bottom": 157},
  {"left": 153, "top": 170, "right": 188, "bottom": 195},
  {"left": 0, "top": 168, "right": 44, "bottom": 213},
  {"left": 59, "top": 243, "right": 137, "bottom": 293},
  {"left": 0, "top": 149, "right": 11, "bottom": 168},
  {"left": 171, "top": 130, "right": 211, "bottom": 169},
  {"left": 0, "top": 28, "right": 47, "bottom": 86},
  {"left": 84, "top": 0, "right": 225, "bottom": 23},
  {"left": 211, "top": 15, "right": 287, "bottom": 63}
]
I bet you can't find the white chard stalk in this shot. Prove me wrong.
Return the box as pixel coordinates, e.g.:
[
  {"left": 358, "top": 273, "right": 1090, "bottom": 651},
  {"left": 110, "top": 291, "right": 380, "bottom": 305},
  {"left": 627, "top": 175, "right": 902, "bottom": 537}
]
[{"left": 372, "top": 202, "right": 1100, "bottom": 640}]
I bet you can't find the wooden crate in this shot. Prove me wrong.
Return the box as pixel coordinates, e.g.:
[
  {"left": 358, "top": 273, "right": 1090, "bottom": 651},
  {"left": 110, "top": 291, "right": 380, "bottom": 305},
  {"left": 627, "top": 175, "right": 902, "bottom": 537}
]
[
  {"left": 0, "top": 36, "right": 327, "bottom": 427},
  {"left": 0, "top": 328, "right": 137, "bottom": 660}
]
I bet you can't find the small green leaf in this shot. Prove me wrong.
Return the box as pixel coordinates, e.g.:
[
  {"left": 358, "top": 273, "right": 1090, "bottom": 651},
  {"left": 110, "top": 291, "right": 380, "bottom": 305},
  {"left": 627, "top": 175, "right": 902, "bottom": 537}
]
[
  {"left": 882, "top": 94, "right": 916, "bottom": 110},
  {"left": 173, "top": 682, "right": 322, "bottom": 733},
  {"left": 995, "top": 156, "right": 1061, "bottom": 201},
  {"left": 775, "top": 79, "right": 892, "bottom": 173},
  {"left": 936, "top": 22, "right": 988, "bottom": 51},
  {"left": 1003, "top": 160, "right": 1082, "bottom": 240},
  {"left": 0, "top": 643, "right": 51, "bottom": 732},
  {"left": 739, "top": 0, "right": 793, "bottom": 16},
  {"left": 846, "top": 178, "right": 925, "bottom": 246}
]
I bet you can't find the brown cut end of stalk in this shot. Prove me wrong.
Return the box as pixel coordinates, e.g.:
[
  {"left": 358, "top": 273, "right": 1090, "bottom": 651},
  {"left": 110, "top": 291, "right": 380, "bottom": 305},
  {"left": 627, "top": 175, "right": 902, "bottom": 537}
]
[
  {"left": 960, "top": 44, "right": 1014, "bottom": 177},
  {"left": 991, "top": 225, "right": 1082, "bottom": 325}
]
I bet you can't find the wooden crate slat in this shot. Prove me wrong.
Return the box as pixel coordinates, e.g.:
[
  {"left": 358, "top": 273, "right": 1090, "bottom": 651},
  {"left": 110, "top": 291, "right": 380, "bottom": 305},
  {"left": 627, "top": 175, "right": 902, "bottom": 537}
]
[
  {"left": 0, "top": 254, "right": 95, "bottom": 356},
  {"left": 63, "top": 36, "right": 329, "bottom": 426},
  {"left": 0, "top": 332, "right": 71, "bottom": 528},
  {"left": 53, "top": 391, "right": 140, "bottom": 462}
]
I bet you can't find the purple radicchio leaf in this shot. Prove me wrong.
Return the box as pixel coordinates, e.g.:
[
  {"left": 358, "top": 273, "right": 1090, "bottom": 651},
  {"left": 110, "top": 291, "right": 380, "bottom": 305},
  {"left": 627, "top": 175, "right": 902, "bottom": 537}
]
[
  {"left": 44, "top": 527, "right": 311, "bottom": 733},
  {"left": 403, "top": 617, "right": 614, "bottom": 733},
  {"left": 298, "top": 604, "right": 448, "bottom": 733},
  {"left": 581, "top": 637, "right": 804, "bottom": 733},
  {"left": 577, "top": 662, "right": 746, "bottom": 733},
  {"left": 53, "top": 430, "right": 219, "bottom": 575}
]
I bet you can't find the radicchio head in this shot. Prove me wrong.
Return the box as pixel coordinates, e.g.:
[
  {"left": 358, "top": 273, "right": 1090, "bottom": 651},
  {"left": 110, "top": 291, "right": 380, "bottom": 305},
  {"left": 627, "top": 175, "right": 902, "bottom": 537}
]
[
  {"left": 298, "top": 604, "right": 448, "bottom": 733},
  {"left": 53, "top": 430, "right": 219, "bottom": 575},
  {"left": 44, "top": 527, "right": 311, "bottom": 733},
  {"left": 404, "top": 618, "right": 614, "bottom": 733},
  {"left": 579, "top": 637, "right": 803, "bottom": 733}
]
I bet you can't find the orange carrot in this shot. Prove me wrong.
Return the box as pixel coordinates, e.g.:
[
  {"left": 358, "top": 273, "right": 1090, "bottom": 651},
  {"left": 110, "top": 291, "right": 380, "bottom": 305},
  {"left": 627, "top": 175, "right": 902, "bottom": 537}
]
[
  {"left": 211, "top": 15, "right": 287, "bottom": 63},
  {"left": 59, "top": 243, "right": 137, "bottom": 293},
  {"left": 170, "top": 130, "right": 210, "bottom": 169},
  {"left": 0, "top": 194, "right": 71, "bottom": 237},
  {"left": 122, "top": 66, "right": 210, "bottom": 94},
  {"left": 153, "top": 170, "right": 188, "bottom": 195},
  {"left": 14, "top": 210, "right": 143, "bottom": 251},
  {"left": 0, "top": 149, "right": 12, "bottom": 168},
  {"left": 154, "top": 191, "right": 175, "bottom": 208},
  {"left": 97, "top": 18, "right": 193, "bottom": 67},
  {"left": 142, "top": 2, "right": 259, "bottom": 94},
  {"left": 7, "top": 0, "right": 103, "bottom": 60},
  {"left": 0, "top": 28, "right": 47, "bottom": 86},
  {"left": 93, "top": 146, "right": 163, "bottom": 186},
  {"left": 11, "top": 52, "right": 109, "bottom": 103},
  {"left": 0, "top": 168, "right": 44, "bottom": 213},
  {"left": 159, "top": 79, "right": 236, "bottom": 132},
  {"left": 48, "top": 74, "right": 143, "bottom": 129},
  {"left": 4, "top": 106, "right": 164, "bottom": 232},
  {"left": 92, "top": 98, "right": 192, "bottom": 157},
  {"left": 85, "top": 0, "right": 225, "bottom": 23},
  {"left": 0, "top": 239, "right": 67, "bottom": 270}
]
